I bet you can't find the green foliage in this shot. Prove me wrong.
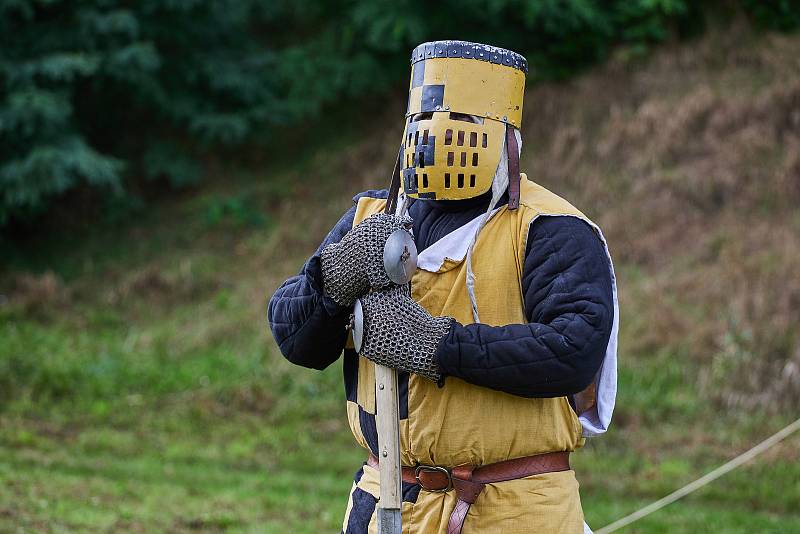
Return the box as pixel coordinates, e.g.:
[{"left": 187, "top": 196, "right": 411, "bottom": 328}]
[
  {"left": 1, "top": 0, "right": 798, "bottom": 228},
  {"left": 741, "top": 0, "right": 800, "bottom": 31},
  {"left": 0, "top": 0, "right": 284, "bottom": 225}
]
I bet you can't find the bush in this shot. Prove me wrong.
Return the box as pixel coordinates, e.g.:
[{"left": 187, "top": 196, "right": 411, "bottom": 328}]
[{"left": 1, "top": 0, "right": 797, "bottom": 229}]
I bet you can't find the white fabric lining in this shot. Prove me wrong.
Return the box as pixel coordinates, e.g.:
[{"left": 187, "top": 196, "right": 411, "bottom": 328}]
[{"left": 416, "top": 207, "right": 503, "bottom": 272}]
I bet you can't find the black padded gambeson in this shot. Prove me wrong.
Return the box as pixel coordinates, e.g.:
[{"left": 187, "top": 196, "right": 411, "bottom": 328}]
[{"left": 267, "top": 189, "right": 614, "bottom": 398}]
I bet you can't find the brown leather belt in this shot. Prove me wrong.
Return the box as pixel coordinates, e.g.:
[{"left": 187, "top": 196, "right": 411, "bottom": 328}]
[{"left": 367, "top": 451, "right": 570, "bottom": 534}]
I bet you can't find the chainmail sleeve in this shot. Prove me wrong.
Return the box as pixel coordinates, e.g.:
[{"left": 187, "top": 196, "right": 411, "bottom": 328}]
[
  {"left": 268, "top": 190, "right": 390, "bottom": 369},
  {"left": 320, "top": 213, "right": 411, "bottom": 306},
  {"left": 358, "top": 285, "right": 452, "bottom": 382}
]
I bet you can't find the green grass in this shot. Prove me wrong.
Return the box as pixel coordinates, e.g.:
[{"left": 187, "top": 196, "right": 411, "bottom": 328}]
[
  {"left": 0, "top": 291, "right": 364, "bottom": 533},
  {"left": 0, "top": 390, "right": 363, "bottom": 533}
]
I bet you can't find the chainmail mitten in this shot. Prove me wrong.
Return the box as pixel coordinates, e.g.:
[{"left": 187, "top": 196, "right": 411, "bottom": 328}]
[
  {"left": 358, "top": 285, "right": 452, "bottom": 382},
  {"left": 320, "top": 213, "right": 413, "bottom": 306}
]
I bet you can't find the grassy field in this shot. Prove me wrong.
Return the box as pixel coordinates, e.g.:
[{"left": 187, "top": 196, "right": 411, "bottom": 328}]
[{"left": 2, "top": 26, "right": 800, "bottom": 533}]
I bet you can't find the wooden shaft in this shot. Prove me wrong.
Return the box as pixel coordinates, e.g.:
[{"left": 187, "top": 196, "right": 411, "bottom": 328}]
[
  {"left": 375, "top": 142, "right": 405, "bottom": 534},
  {"left": 375, "top": 363, "right": 402, "bottom": 532}
]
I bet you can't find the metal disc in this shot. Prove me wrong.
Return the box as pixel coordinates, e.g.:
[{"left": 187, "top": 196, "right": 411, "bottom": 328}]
[
  {"left": 353, "top": 298, "right": 364, "bottom": 353},
  {"left": 383, "top": 229, "right": 418, "bottom": 285}
]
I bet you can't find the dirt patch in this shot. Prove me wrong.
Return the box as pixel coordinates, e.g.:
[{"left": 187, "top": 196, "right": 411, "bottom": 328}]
[{"left": 3, "top": 271, "right": 71, "bottom": 317}]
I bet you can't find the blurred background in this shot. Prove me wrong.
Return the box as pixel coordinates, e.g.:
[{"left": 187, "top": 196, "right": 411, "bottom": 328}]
[{"left": 1, "top": 1, "right": 799, "bottom": 532}]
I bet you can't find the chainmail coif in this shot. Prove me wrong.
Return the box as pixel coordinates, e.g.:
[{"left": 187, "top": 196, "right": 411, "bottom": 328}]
[
  {"left": 320, "top": 213, "right": 412, "bottom": 306},
  {"left": 359, "top": 285, "right": 452, "bottom": 382}
]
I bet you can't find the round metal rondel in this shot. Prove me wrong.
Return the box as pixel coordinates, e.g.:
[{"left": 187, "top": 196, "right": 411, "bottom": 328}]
[
  {"left": 383, "top": 229, "right": 418, "bottom": 285},
  {"left": 352, "top": 298, "right": 364, "bottom": 353}
]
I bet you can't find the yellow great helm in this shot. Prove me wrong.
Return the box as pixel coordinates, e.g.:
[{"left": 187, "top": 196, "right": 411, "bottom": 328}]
[{"left": 401, "top": 40, "right": 527, "bottom": 201}]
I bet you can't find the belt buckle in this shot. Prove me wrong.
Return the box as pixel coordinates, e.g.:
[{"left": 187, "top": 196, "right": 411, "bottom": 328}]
[{"left": 414, "top": 464, "right": 452, "bottom": 493}]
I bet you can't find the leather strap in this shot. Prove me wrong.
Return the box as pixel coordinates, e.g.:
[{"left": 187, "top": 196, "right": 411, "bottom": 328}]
[
  {"left": 506, "top": 124, "right": 521, "bottom": 210},
  {"left": 367, "top": 451, "right": 570, "bottom": 533},
  {"left": 385, "top": 144, "right": 404, "bottom": 215},
  {"left": 447, "top": 465, "right": 483, "bottom": 534}
]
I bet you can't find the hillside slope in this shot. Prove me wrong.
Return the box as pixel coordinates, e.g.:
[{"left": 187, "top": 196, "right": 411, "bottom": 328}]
[
  {"left": 1, "top": 25, "right": 798, "bottom": 532},
  {"left": 523, "top": 27, "right": 800, "bottom": 414}
]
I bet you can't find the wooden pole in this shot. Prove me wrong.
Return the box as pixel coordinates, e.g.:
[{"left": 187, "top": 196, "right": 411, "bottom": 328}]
[
  {"left": 376, "top": 145, "right": 405, "bottom": 533},
  {"left": 375, "top": 364, "right": 402, "bottom": 533}
]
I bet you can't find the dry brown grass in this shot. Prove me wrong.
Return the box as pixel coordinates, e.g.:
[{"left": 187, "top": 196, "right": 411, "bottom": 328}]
[
  {"left": 4, "top": 271, "right": 72, "bottom": 317},
  {"left": 521, "top": 27, "right": 800, "bottom": 412}
]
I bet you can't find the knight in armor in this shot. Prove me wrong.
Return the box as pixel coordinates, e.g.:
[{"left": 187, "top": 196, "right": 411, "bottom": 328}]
[{"left": 268, "top": 41, "right": 618, "bottom": 534}]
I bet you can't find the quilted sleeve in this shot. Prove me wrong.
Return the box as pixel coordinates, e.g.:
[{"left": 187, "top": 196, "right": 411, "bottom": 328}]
[{"left": 435, "top": 216, "right": 614, "bottom": 397}]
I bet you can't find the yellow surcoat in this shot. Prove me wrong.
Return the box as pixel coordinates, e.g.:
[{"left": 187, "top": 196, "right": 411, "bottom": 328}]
[{"left": 342, "top": 177, "right": 598, "bottom": 533}]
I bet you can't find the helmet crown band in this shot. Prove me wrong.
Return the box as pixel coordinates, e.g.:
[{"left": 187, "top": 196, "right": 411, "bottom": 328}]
[{"left": 402, "top": 41, "right": 526, "bottom": 201}]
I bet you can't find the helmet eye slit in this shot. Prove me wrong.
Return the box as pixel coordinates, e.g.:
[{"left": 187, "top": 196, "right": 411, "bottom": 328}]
[{"left": 449, "top": 112, "right": 484, "bottom": 124}]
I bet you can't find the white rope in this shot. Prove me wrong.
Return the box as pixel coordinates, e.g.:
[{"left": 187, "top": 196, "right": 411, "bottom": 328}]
[{"left": 595, "top": 416, "right": 800, "bottom": 534}]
